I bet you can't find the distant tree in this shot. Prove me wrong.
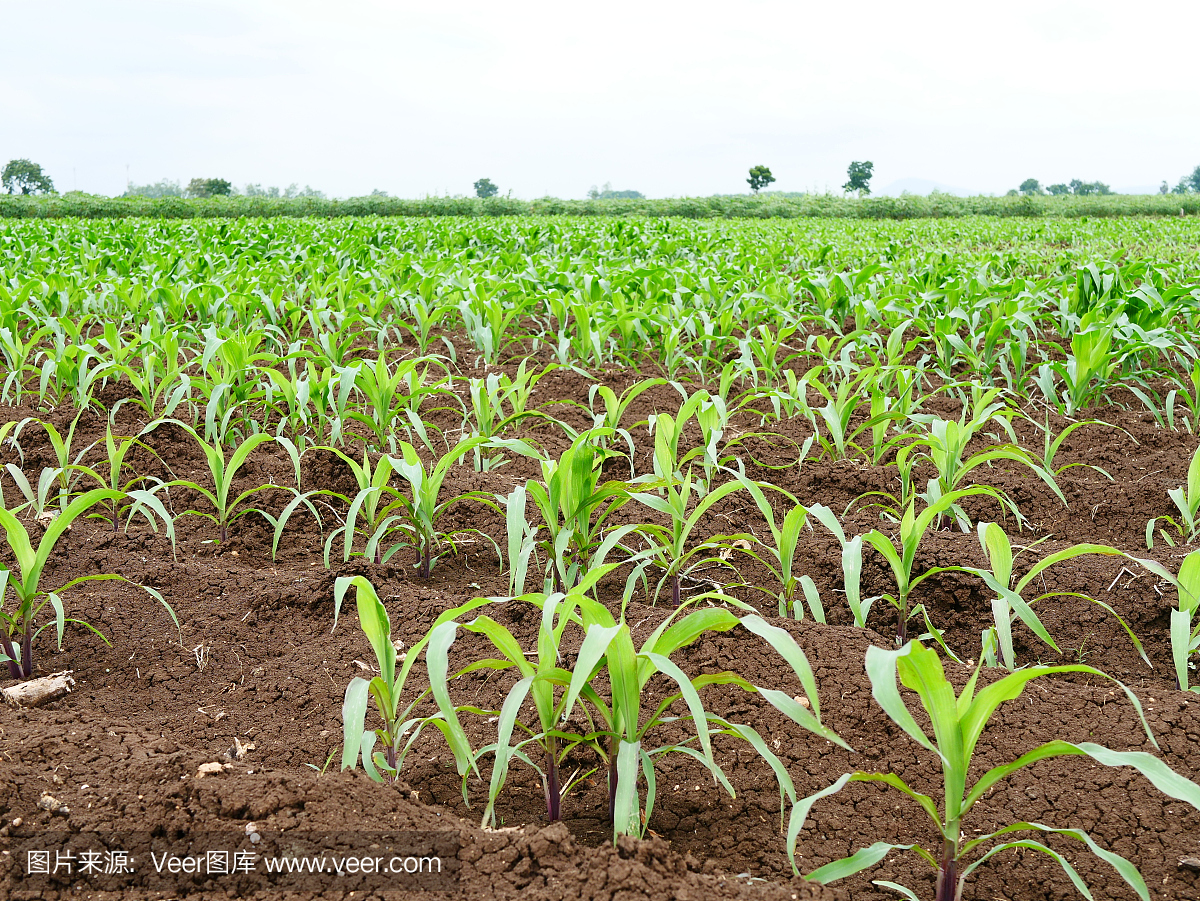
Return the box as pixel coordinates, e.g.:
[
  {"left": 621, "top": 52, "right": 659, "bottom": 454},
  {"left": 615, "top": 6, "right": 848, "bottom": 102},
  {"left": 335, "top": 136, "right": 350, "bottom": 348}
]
[
  {"left": 1173, "top": 178, "right": 1191, "bottom": 195},
  {"left": 370, "top": 188, "right": 389, "bottom": 196},
  {"left": 124, "top": 179, "right": 183, "bottom": 198},
  {"left": 1018, "top": 178, "right": 1042, "bottom": 196},
  {"left": 842, "top": 161, "right": 874, "bottom": 196},
  {"left": 587, "top": 182, "right": 645, "bottom": 200},
  {"left": 474, "top": 177, "right": 499, "bottom": 198},
  {"left": 1068, "top": 180, "right": 1112, "bottom": 196},
  {"left": 2, "top": 159, "right": 55, "bottom": 195},
  {"left": 1046, "top": 183, "right": 1070, "bottom": 195},
  {"left": 1189, "top": 165, "right": 1200, "bottom": 193},
  {"left": 747, "top": 165, "right": 775, "bottom": 194},
  {"left": 1005, "top": 189, "right": 1019, "bottom": 196},
  {"left": 1160, "top": 181, "right": 1170, "bottom": 195},
  {"left": 241, "top": 182, "right": 323, "bottom": 199},
  {"left": 186, "top": 177, "right": 232, "bottom": 198}
]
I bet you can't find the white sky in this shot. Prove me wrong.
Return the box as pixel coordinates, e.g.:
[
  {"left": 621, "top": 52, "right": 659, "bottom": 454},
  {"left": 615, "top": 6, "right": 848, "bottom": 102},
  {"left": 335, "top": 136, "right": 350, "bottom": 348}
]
[{"left": 2, "top": 0, "right": 1198, "bottom": 198}]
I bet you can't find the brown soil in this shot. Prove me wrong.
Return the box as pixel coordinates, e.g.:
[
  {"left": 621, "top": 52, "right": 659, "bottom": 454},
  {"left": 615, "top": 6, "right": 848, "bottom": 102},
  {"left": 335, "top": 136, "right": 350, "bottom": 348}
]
[{"left": 1, "top": 352, "right": 1199, "bottom": 901}]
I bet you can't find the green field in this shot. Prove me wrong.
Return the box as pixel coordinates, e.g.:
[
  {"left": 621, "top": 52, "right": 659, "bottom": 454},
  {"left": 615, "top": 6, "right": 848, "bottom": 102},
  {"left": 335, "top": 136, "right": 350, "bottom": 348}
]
[{"left": 2, "top": 214, "right": 1200, "bottom": 901}]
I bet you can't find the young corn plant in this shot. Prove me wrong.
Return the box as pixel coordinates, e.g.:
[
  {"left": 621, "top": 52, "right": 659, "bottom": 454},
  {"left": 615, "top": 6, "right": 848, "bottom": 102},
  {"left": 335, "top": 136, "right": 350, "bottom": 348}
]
[
  {"left": 790, "top": 640, "right": 1200, "bottom": 901},
  {"left": 1146, "top": 442, "right": 1200, "bottom": 548},
  {"left": 389, "top": 437, "right": 502, "bottom": 578},
  {"left": 965, "top": 523, "right": 1147, "bottom": 671},
  {"left": 0, "top": 489, "right": 178, "bottom": 680},
  {"left": 334, "top": 575, "right": 475, "bottom": 783},
  {"left": 1033, "top": 312, "right": 1120, "bottom": 415},
  {"left": 432, "top": 573, "right": 847, "bottom": 838},
  {"left": 1133, "top": 549, "right": 1200, "bottom": 692},
  {"left": 524, "top": 432, "right": 631, "bottom": 592},
  {"left": 394, "top": 293, "right": 458, "bottom": 357},
  {"left": 465, "top": 369, "right": 552, "bottom": 471},
  {"left": 443, "top": 573, "right": 612, "bottom": 826},
  {"left": 300, "top": 449, "right": 408, "bottom": 567},
  {"left": 580, "top": 378, "right": 668, "bottom": 466},
  {"left": 147, "top": 420, "right": 275, "bottom": 544},
  {"left": 625, "top": 473, "right": 749, "bottom": 606},
  {"left": 804, "top": 366, "right": 906, "bottom": 462},
  {"left": 69, "top": 425, "right": 176, "bottom": 543},
  {"left": 9, "top": 414, "right": 97, "bottom": 513},
  {"left": 856, "top": 488, "right": 1005, "bottom": 644},
  {"left": 646, "top": 392, "right": 705, "bottom": 483},
  {"left": 110, "top": 331, "right": 193, "bottom": 422},
  {"left": 498, "top": 483, "right": 539, "bottom": 597},
  {"left": 569, "top": 595, "right": 848, "bottom": 839},
  {"left": 1031, "top": 416, "right": 1117, "bottom": 482},
  {"left": 726, "top": 475, "right": 825, "bottom": 621},
  {"left": 807, "top": 503, "right": 872, "bottom": 628},
  {"left": 346, "top": 353, "right": 458, "bottom": 453},
  {"left": 0, "top": 323, "right": 51, "bottom": 404},
  {"left": 899, "top": 414, "right": 1062, "bottom": 531}
]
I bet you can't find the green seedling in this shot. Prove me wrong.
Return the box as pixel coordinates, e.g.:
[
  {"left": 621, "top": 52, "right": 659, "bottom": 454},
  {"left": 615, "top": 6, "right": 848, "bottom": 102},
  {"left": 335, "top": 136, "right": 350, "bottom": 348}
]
[
  {"left": 68, "top": 425, "right": 175, "bottom": 544},
  {"left": 524, "top": 431, "right": 630, "bottom": 592},
  {"left": 625, "top": 472, "right": 748, "bottom": 605},
  {"left": 1132, "top": 549, "right": 1200, "bottom": 692},
  {"left": 791, "top": 640, "right": 1200, "bottom": 901},
  {"left": 389, "top": 437, "right": 502, "bottom": 578},
  {"left": 858, "top": 488, "right": 1005, "bottom": 644},
  {"left": 1146, "top": 442, "right": 1200, "bottom": 548},
  {"left": 0, "top": 488, "right": 178, "bottom": 680},
  {"left": 966, "top": 523, "right": 1147, "bottom": 671},
  {"left": 573, "top": 599, "right": 849, "bottom": 840},
  {"left": 334, "top": 575, "right": 475, "bottom": 783},
  {"left": 735, "top": 477, "right": 825, "bottom": 621},
  {"left": 146, "top": 419, "right": 275, "bottom": 543},
  {"left": 900, "top": 414, "right": 1062, "bottom": 531}
]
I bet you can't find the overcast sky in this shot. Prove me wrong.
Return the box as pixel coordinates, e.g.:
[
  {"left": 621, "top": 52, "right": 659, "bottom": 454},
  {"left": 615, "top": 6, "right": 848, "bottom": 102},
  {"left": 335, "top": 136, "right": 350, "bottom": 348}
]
[{"left": 2, "top": 0, "right": 1197, "bottom": 199}]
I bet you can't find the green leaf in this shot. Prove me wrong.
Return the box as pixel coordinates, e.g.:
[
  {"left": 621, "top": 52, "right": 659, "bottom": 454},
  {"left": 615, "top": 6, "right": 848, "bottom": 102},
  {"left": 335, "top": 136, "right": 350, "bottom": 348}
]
[
  {"left": 425, "top": 621, "right": 475, "bottom": 776},
  {"left": 806, "top": 842, "right": 912, "bottom": 885},
  {"left": 787, "top": 773, "right": 853, "bottom": 874},
  {"left": 481, "top": 675, "right": 533, "bottom": 828},
  {"left": 563, "top": 624, "right": 620, "bottom": 723},
  {"left": 871, "top": 880, "right": 923, "bottom": 901},
  {"left": 612, "top": 739, "right": 642, "bottom": 837},
  {"left": 341, "top": 677, "right": 370, "bottom": 772},
  {"left": 864, "top": 644, "right": 937, "bottom": 756},
  {"left": 966, "top": 740, "right": 1200, "bottom": 814},
  {"left": 738, "top": 613, "right": 828, "bottom": 722}
]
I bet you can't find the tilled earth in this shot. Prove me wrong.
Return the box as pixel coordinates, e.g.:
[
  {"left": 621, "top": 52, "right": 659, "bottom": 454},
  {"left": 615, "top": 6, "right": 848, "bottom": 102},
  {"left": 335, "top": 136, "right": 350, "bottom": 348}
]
[{"left": 1, "top": 351, "right": 1199, "bottom": 900}]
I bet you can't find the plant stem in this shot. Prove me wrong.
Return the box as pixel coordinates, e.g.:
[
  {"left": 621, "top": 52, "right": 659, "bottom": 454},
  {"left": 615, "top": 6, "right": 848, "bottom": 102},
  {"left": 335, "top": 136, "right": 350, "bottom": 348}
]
[
  {"left": 386, "top": 739, "right": 398, "bottom": 779},
  {"left": 545, "top": 736, "right": 560, "bottom": 822},
  {"left": 671, "top": 573, "right": 681, "bottom": 606},
  {"left": 934, "top": 837, "right": 958, "bottom": 901},
  {"left": 20, "top": 625, "right": 33, "bottom": 679},
  {"left": 607, "top": 737, "right": 618, "bottom": 825},
  {"left": 0, "top": 633, "right": 22, "bottom": 680}
]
